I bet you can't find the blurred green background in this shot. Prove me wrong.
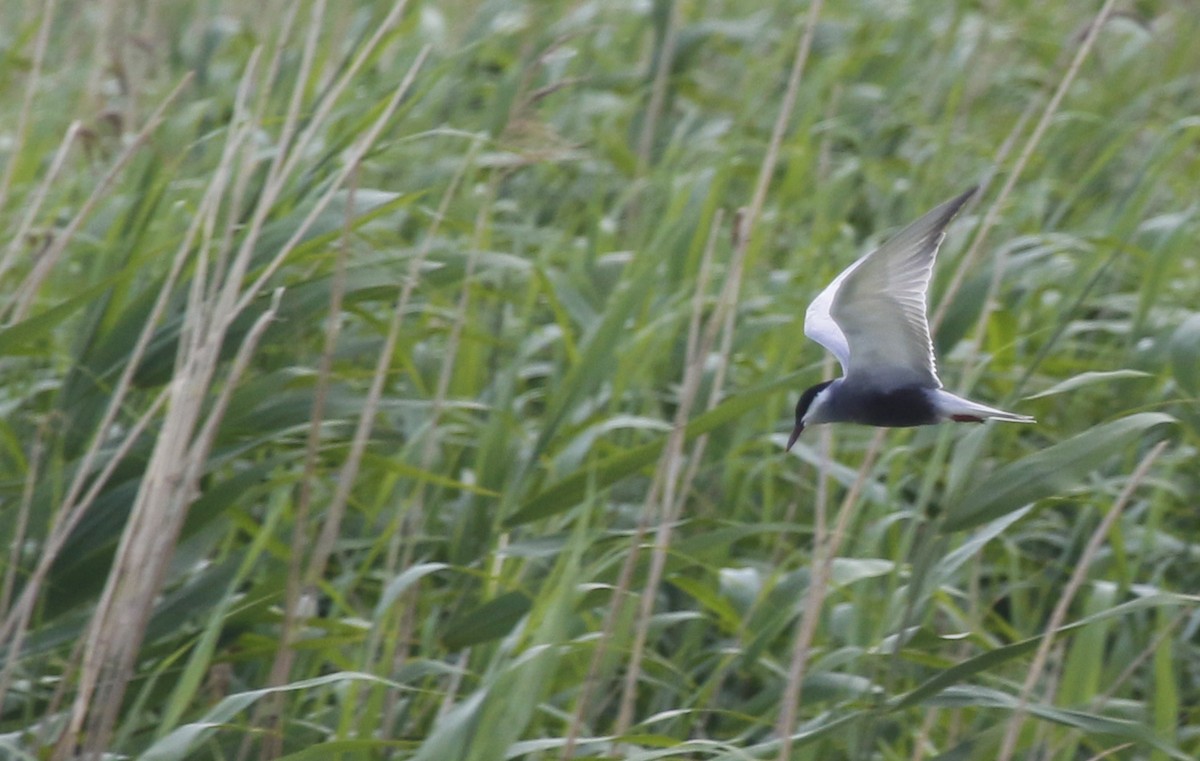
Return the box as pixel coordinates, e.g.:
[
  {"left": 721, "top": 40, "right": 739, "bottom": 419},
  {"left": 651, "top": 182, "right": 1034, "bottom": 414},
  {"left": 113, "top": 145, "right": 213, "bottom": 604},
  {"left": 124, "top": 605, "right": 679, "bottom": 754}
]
[{"left": 1, "top": 0, "right": 1198, "bottom": 758}]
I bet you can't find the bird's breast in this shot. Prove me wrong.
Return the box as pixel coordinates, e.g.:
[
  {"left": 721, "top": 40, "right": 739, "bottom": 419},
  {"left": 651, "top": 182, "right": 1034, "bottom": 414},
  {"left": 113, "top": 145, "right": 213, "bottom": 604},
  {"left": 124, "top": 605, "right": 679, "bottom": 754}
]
[{"left": 836, "top": 384, "right": 941, "bottom": 427}]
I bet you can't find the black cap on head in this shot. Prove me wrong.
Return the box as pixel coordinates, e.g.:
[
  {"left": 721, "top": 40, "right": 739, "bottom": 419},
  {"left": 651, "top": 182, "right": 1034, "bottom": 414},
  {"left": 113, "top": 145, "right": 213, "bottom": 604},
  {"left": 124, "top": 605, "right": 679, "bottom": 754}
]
[{"left": 786, "top": 380, "right": 834, "bottom": 452}]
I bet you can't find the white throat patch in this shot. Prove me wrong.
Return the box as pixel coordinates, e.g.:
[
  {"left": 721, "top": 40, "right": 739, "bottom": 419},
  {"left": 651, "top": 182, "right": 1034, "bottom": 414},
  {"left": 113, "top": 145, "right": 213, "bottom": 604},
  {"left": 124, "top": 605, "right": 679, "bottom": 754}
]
[{"left": 803, "top": 385, "right": 836, "bottom": 426}]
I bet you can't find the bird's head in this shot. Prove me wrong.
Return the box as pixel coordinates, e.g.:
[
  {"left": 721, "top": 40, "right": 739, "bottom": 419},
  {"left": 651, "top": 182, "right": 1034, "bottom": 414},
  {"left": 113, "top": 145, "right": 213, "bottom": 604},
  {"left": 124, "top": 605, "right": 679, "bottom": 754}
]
[{"left": 787, "top": 380, "right": 835, "bottom": 451}]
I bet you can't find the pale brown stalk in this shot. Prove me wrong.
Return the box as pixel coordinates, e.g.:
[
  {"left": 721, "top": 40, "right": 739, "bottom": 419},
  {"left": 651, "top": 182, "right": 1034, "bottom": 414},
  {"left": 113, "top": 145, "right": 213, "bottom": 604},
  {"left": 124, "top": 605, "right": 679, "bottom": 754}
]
[
  {"left": 62, "top": 289, "right": 282, "bottom": 758},
  {"left": 561, "top": 480, "right": 662, "bottom": 758},
  {"left": 232, "top": 2, "right": 413, "bottom": 312},
  {"left": 300, "top": 48, "right": 433, "bottom": 578},
  {"left": 659, "top": 206, "right": 733, "bottom": 500},
  {"left": 26, "top": 388, "right": 171, "bottom": 746},
  {"left": 1096, "top": 613, "right": 1182, "bottom": 706},
  {"left": 612, "top": 208, "right": 726, "bottom": 737},
  {"left": 8, "top": 74, "right": 191, "bottom": 323},
  {"left": 996, "top": 440, "right": 1168, "bottom": 761},
  {"left": 0, "top": 0, "right": 55, "bottom": 216},
  {"left": 561, "top": 239, "right": 742, "bottom": 749},
  {"left": 1083, "top": 743, "right": 1135, "bottom": 761},
  {"left": 929, "top": 99, "right": 1035, "bottom": 335},
  {"left": 0, "top": 79, "right": 203, "bottom": 721},
  {"left": 935, "top": 0, "right": 1118, "bottom": 376},
  {"left": 238, "top": 10, "right": 327, "bottom": 745},
  {"left": 236, "top": 48, "right": 432, "bottom": 761},
  {"left": 713, "top": 0, "right": 833, "bottom": 754},
  {"left": 52, "top": 49, "right": 267, "bottom": 757},
  {"left": 378, "top": 150, "right": 487, "bottom": 743},
  {"left": 262, "top": 0, "right": 323, "bottom": 197},
  {"left": 636, "top": 0, "right": 680, "bottom": 176},
  {"left": 0, "top": 121, "right": 82, "bottom": 289},
  {"left": 251, "top": 169, "right": 359, "bottom": 761},
  {"left": 776, "top": 429, "right": 883, "bottom": 758}
]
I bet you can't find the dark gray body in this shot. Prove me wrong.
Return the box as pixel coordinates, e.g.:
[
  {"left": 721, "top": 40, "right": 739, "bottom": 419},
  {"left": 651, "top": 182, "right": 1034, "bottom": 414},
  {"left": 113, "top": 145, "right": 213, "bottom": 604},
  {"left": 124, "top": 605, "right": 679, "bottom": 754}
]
[
  {"left": 817, "top": 379, "right": 940, "bottom": 427},
  {"left": 786, "top": 188, "right": 1033, "bottom": 451}
]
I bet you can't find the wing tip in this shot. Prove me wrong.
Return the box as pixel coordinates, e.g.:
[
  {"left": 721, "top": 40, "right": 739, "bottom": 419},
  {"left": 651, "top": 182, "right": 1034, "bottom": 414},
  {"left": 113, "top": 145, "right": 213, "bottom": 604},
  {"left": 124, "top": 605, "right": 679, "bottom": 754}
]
[{"left": 941, "top": 186, "right": 978, "bottom": 219}]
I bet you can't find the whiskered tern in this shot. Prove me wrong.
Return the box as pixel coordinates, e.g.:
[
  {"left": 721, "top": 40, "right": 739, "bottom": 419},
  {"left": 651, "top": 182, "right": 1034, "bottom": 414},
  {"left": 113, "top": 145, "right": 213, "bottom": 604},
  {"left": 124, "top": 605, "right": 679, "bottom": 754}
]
[{"left": 786, "top": 187, "right": 1034, "bottom": 451}]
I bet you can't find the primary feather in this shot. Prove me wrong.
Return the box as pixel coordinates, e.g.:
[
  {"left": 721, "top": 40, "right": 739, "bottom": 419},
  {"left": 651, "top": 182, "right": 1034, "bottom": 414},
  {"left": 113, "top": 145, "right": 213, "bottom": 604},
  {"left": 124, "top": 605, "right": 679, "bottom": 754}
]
[{"left": 804, "top": 187, "right": 976, "bottom": 389}]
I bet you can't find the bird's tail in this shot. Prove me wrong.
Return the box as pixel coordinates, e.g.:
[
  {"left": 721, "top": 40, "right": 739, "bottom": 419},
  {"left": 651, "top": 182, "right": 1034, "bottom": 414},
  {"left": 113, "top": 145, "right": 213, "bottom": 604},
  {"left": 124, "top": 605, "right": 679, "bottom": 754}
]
[{"left": 933, "top": 391, "right": 1035, "bottom": 424}]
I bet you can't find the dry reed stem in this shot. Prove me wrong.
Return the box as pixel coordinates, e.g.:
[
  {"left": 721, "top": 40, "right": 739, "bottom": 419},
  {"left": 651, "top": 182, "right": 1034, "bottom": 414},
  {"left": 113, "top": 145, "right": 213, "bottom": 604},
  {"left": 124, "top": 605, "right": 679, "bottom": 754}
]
[
  {"left": 930, "top": 98, "right": 1035, "bottom": 335},
  {"left": 254, "top": 155, "right": 352, "bottom": 759},
  {"left": 234, "top": 5, "right": 418, "bottom": 317},
  {"left": 20, "top": 388, "right": 170, "bottom": 745},
  {"left": 561, "top": 201, "right": 726, "bottom": 760},
  {"left": 776, "top": 428, "right": 883, "bottom": 758},
  {"left": 9, "top": 74, "right": 191, "bottom": 323},
  {"left": 583, "top": 0, "right": 825, "bottom": 746},
  {"left": 612, "top": 208, "right": 726, "bottom": 737},
  {"left": 933, "top": 0, "right": 1117, "bottom": 376},
  {"left": 64, "top": 289, "right": 282, "bottom": 758},
  {"left": 46, "top": 21, "right": 421, "bottom": 755},
  {"left": 660, "top": 208, "right": 733, "bottom": 513},
  {"left": 372, "top": 143, "right": 480, "bottom": 740},
  {"left": 912, "top": 11, "right": 1120, "bottom": 746},
  {"left": 1095, "top": 613, "right": 1182, "bottom": 706},
  {"left": 722, "top": 0, "right": 827, "bottom": 754},
  {"left": 192, "top": 289, "right": 288, "bottom": 477},
  {"left": 0, "top": 121, "right": 82, "bottom": 289},
  {"left": 561, "top": 257, "right": 742, "bottom": 750},
  {"left": 636, "top": 0, "right": 680, "bottom": 176},
  {"left": 562, "top": 459, "right": 666, "bottom": 758},
  {"left": 965, "top": 0, "right": 1118, "bottom": 372},
  {"left": 272, "top": 0, "right": 388, "bottom": 192},
  {"left": 1084, "top": 743, "right": 1135, "bottom": 761},
  {"left": 250, "top": 180, "right": 359, "bottom": 761},
  {"left": 996, "top": 439, "right": 1168, "bottom": 761},
  {"left": 0, "top": 0, "right": 54, "bottom": 216},
  {"left": 263, "top": 0, "right": 324, "bottom": 197},
  {"left": 567, "top": 205, "right": 739, "bottom": 759},
  {"left": 55, "top": 51, "right": 267, "bottom": 754},
  {"left": 377, "top": 160, "right": 491, "bottom": 743},
  {"left": 257, "top": 49, "right": 432, "bottom": 590},
  {"left": 252, "top": 0, "right": 303, "bottom": 150},
  {"left": 238, "top": 6, "right": 328, "bottom": 743},
  {"left": 0, "top": 77, "right": 207, "bottom": 705},
  {"left": 236, "top": 42, "right": 432, "bottom": 753},
  {"left": 653, "top": 209, "right": 744, "bottom": 722}
]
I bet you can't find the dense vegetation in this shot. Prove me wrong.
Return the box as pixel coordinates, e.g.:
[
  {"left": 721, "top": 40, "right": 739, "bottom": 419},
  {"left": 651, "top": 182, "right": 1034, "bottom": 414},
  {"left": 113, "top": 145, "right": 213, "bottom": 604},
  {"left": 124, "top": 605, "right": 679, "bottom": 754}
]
[{"left": 1, "top": 0, "right": 1198, "bottom": 758}]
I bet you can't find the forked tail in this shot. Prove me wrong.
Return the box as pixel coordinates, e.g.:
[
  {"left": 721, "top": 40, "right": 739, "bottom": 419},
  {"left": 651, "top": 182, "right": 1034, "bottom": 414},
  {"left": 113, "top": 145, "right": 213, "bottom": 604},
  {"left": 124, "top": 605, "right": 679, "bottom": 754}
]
[{"left": 933, "top": 391, "right": 1035, "bottom": 424}]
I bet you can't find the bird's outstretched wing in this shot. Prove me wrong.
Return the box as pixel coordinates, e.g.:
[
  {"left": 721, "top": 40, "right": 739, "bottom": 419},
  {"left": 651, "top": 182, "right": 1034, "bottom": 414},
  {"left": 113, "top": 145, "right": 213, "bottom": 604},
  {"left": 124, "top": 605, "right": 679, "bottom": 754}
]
[{"left": 804, "top": 187, "right": 975, "bottom": 389}]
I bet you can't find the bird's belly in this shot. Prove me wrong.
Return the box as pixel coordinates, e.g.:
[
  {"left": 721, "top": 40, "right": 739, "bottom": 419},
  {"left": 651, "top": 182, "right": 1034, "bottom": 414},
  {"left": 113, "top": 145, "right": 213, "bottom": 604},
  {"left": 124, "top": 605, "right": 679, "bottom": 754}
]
[{"left": 841, "top": 385, "right": 940, "bottom": 427}]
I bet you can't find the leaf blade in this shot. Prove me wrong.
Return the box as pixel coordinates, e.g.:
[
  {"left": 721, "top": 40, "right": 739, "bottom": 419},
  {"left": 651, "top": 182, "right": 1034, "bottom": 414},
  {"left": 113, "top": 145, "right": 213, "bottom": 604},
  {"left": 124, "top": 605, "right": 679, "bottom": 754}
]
[{"left": 943, "top": 412, "right": 1175, "bottom": 532}]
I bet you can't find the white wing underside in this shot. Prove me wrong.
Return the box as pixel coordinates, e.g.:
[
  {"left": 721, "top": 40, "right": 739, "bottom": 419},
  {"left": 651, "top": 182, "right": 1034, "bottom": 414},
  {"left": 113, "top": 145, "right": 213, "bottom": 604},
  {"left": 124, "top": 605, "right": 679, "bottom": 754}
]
[{"left": 804, "top": 189, "right": 975, "bottom": 390}]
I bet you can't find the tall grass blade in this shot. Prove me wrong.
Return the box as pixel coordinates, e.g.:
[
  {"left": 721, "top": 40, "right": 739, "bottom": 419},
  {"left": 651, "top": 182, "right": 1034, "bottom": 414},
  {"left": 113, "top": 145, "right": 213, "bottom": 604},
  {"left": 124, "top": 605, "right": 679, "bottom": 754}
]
[{"left": 943, "top": 413, "right": 1175, "bottom": 532}]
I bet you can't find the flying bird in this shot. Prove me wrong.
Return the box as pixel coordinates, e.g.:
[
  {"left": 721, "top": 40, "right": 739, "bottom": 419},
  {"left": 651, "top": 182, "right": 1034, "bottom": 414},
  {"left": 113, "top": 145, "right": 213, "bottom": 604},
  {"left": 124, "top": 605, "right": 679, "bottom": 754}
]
[{"left": 786, "top": 187, "right": 1033, "bottom": 451}]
